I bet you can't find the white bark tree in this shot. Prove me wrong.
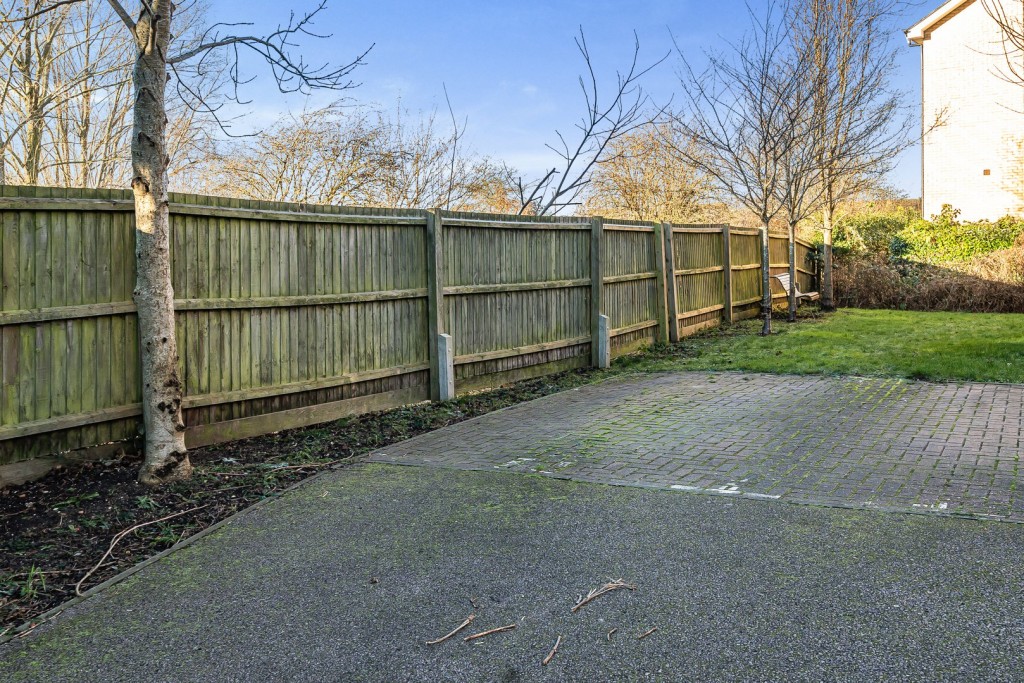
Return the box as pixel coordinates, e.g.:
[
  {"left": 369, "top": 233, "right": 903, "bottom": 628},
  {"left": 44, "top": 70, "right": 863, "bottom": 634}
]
[{"left": 6, "top": 0, "right": 368, "bottom": 484}]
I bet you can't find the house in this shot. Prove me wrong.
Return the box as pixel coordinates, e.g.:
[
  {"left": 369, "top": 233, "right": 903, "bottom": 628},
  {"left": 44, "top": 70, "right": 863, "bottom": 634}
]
[{"left": 907, "top": 0, "right": 1024, "bottom": 220}]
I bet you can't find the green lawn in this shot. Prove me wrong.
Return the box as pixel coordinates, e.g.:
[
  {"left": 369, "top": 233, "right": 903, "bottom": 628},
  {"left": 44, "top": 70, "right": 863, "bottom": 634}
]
[{"left": 618, "top": 309, "right": 1024, "bottom": 384}]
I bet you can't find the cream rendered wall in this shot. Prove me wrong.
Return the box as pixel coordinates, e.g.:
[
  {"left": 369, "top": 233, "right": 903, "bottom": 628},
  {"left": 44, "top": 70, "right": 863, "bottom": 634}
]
[{"left": 920, "top": 0, "right": 1024, "bottom": 220}]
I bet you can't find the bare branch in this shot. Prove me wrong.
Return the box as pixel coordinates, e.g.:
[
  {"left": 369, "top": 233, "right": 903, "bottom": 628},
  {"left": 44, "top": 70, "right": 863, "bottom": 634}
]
[
  {"left": 515, "top": 27, "right": 668, "bottom": 215},
  {"left": 103, "top": 0, "right": 135, "bottom": 31},
  {"left": 0, "top": 0, "right": 84, "bottom": 24}
]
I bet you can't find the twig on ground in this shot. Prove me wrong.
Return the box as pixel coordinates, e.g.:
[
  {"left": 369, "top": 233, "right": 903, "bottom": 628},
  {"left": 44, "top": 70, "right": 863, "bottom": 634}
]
[
  {"left": 607, "top": 628, "right": 618, "bottom": 640},
  {"left": 638, "top": 627, "right": 657, "bottom": 640},
  {"left": 571, "top": 579, "right": 637, "bottom": 612},
  {"left": 426, "top": 614, "right": 475, "bottom": 645},
  {"left": 74, "top": 505, "right": 208, "bottom": 596},
  {"left": 13, "top": 610, "right": 62, "bottom": 639},
  {"left": 542, "top": 635, "right": 562, "bottom": 665},
  {"left": 464, "top": 623, "right": 517, "bottom": 642}
]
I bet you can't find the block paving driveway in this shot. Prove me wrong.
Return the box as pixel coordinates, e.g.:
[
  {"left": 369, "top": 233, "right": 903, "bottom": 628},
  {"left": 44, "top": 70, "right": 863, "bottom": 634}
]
[{"left": 371, "top": 371, "right": 1024, "bottom": 522}]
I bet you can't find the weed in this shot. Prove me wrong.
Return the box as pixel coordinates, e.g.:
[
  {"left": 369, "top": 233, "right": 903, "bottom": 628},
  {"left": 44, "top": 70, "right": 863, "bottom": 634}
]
[
  {"left": 53, "top": 492, "right": 100, "bottom": 509},
  {"left": 135, "top": 495, "right": 160, "bottom": 511}
]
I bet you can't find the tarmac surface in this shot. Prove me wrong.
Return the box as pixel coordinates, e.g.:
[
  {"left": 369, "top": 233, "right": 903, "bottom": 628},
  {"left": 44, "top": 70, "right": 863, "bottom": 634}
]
[{"left": 2, "top": 461, "right": 1022, "bottom": 682}]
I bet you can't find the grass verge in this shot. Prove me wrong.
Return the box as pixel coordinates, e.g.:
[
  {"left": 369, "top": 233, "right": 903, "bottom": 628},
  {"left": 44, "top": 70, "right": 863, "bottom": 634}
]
[{"left": 618, "top": 309, "right": 1024, "bottom": 384}]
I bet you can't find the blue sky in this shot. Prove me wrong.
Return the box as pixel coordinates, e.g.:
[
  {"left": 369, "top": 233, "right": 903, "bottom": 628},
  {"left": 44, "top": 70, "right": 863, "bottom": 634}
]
[{"left": 209, "top": 0, "right": 941, "bottom": 198}]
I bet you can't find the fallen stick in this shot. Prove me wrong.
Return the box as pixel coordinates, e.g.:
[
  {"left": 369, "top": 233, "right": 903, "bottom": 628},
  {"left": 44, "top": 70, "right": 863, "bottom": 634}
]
[
  {"left": 542, "top": 635, "right": 562, "bottom": 666},
  {"left": 571, "top": 579, "right": 637, "bottom": 612},
  {"left": 638, "top": 627, "right": 658, "bottom": 640},
  {"left": 74, "top": 505, "right": 208, "bottom": 596},
  {"left": 464, "top": 623, "right": 517, "bottom": 642},
  {"left": 425, "top": 614, "right": 475, "bottom": 645}
]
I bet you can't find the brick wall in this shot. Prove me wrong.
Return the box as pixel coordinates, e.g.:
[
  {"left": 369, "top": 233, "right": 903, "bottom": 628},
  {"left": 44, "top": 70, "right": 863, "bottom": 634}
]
[{"left": 919, "top": 0, "right": 1024, "bottom": 220}]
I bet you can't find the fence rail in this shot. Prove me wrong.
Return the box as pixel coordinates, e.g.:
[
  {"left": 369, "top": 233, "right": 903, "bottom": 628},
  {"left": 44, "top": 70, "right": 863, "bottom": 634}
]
[{"left": 0, "top": 185, "right": 817, "bottom": 484}]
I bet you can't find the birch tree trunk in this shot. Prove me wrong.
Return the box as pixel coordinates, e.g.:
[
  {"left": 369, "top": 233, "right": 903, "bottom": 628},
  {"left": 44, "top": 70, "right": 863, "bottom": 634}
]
[
  {"left": 787, "top": 220, "right": 797, "bottom": 322},
  {"left": 760, "top": 222, "right": 772, "bottom": 336},
  {"left": 821, "top": 205, "right": 835, "bottom": 311},
  {"left": 131, "top": 2, "right": 191, "bottom": 485}
]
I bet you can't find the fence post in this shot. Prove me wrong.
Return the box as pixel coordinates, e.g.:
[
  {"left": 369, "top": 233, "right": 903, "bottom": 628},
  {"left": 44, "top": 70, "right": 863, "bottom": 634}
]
[
  {"left": 590, "top": 216, "right": 605, "bottom": 367},
  {"left": 787, "top": 224, "right": 797, "bottom": 322},
  {"left": 652, "top": 222, "right": 670, "bottom": 344},
  {"left": 437, "top": 333, "right": 456, "bottom": 400},
  {"left": 722, "top": 224, "right": 733, "bottom": 324},
  {"left": 426, "top": 209, "right": 447, "bottom": 401},
  {"left": 597, "top": 314, "right": 611, "bottom": 368},
  {"left": 662, "top": 222, "right": 680, "bottom": 343}
]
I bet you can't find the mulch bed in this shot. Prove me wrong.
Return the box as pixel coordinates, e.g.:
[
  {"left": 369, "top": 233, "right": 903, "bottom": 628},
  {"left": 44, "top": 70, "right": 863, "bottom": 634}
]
[{"left": 0, "top": 368, "right": 599, "bottom": 637}]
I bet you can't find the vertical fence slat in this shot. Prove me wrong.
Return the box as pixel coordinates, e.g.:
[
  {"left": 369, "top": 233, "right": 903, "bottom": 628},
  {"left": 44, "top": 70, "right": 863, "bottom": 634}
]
[{"left": 590, "top": 217, "right": 604, "bottom": 367}]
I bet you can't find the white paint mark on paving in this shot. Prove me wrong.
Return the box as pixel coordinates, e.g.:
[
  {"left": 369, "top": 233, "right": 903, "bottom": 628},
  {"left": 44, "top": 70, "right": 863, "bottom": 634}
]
[
  {"left": 670, "top": 484, "right": 780, "bottom": 500},
  {"left": 496, "top": 457, "right": 537, "bottom": 468}
]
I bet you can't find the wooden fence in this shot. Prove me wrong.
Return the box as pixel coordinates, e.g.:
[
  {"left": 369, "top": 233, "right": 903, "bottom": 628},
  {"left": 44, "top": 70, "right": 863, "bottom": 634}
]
[{"left": 0, "top": 186, "right": 817, "bottom": 484}]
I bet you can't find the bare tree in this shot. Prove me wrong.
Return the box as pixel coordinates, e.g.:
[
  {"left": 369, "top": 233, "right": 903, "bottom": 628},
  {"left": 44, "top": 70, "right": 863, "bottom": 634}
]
[
  {"left": 0, "top": 0, "right": 225, "bottom": 187},
  {"left": 792, "top": 0, "right": 911, "bottom": 310},
  {"left": 982, "top": 0, "right": 1024, "bottom": 86},
  {"left": 202, "top": 102, "right": 384, "bottom": 204},
  {"left": 669, "top": 3, "right": 803, "bottom": 335},
  {"left": 203, "top": 101, "right": 514, "bottom": 211},
  {"left": 580, "top": 122, "right": 714, "bottom": 222},
  {"left": 506, "top": 28, "right": 667, "bottom": 215},
  {"left": 368, "top": 104, "right": 511, "bottom": 210},
  {"left": 6, "top": 0, "right": 369, "bottom": 485},
  {"left": 775, "top": 47, "right": 825, "bottom": 322}
]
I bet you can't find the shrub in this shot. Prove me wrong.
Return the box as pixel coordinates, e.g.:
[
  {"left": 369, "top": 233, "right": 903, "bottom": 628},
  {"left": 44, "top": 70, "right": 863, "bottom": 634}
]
[
  {"left": 901, "top": 204, "right": 1024, "bottom": 263},
  {"left": 837, "top": 207, "right": 917, "bottom": 255},
  {"left": 834, "top": 253, "right": 1024, "bottom": 313}
]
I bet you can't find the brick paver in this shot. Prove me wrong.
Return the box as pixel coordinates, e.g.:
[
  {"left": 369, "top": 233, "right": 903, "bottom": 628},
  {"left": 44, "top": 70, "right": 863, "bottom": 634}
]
[{"left": 369, "top": 372, "right": 1024, "bottom": 521}]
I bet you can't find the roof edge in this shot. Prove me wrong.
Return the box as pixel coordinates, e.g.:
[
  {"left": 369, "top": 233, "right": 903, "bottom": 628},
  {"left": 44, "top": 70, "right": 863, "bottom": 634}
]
[{"left": 906, "top": 0, "right": 974, "bottom": 44}]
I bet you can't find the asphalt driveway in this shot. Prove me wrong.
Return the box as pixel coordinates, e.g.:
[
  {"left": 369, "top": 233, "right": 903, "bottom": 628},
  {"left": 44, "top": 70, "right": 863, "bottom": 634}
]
[{"left": 1, "top": 463, "right": 1022, "bottom": 682}]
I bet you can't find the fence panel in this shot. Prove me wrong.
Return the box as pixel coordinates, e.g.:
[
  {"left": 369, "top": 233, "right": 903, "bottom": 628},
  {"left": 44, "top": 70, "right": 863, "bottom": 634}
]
[
  {"left": 0, "top": 186, "right": 817, "bottom": 483},
  {"left": 729, "top": 229, "right": 762, "bottom": 320},
  {"left": 440, "top": 212, "right": 592, "bottom": 392},
  {"left": 169, "top": 197, "right": 432, "bottom": 447},
  {"left": 602, "top": 220, "right": 660, "bottom": 357},
  {"left": 672, "top": 225, "right": 726, "bottom": 337}
]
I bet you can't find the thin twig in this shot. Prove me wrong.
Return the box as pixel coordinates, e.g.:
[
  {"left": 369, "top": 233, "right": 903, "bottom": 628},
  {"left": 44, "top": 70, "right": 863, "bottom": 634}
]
[
  {"left": 425, "top": 614, "right": 475, "bottom": 645},
  {"left": 464, "top": 623, "right": 517, "bottom": 642},
  {"left": 74, "top": 505, "right": 208, "bottom": 596},
  {"left": 571, "top": 579, "right": 637, "bottom": 612},
  {"left": 638, "top": 627, "right": 658, "bottom": 640},
  {"left": 542, "top": 635, "right": 562, "bottom": 666},
  {"left": 607, "top": 628, "right": 618, "bottom": 640}
]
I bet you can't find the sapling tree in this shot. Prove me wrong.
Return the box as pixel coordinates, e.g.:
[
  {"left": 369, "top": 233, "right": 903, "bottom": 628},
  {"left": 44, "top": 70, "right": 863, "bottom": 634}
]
[
  {"left": 791, "top": 0, "right": 910, "bottom": 310},
  {"left": 669, "top": 2, "right": 804, "bottom": 335}
]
